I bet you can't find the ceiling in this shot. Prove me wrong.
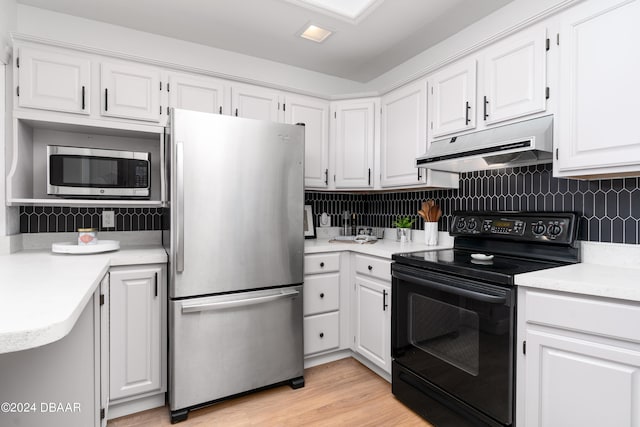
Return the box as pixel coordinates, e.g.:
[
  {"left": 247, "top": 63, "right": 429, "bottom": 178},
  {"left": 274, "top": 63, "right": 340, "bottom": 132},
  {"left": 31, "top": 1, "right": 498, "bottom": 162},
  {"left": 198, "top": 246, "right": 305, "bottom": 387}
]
[{"left": 16, "top": 0, "right": 514, "bottom": 82}]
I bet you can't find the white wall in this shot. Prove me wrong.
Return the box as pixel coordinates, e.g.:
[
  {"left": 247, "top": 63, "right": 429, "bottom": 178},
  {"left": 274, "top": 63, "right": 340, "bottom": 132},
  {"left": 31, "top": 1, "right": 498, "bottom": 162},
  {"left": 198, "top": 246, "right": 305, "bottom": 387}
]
[
  {"left": 15, "top": 5, "right": 370, "bottom": 99},
  {"left": 0, "top": 0, "right": 17, "bottom": 64}
]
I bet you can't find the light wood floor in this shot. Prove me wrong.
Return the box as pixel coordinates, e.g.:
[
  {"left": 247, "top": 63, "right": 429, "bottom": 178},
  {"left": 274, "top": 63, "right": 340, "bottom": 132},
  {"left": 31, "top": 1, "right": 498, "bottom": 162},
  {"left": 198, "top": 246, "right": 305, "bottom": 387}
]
[{"left": 108, "top": 357, "right": 431, "bottom": 426}]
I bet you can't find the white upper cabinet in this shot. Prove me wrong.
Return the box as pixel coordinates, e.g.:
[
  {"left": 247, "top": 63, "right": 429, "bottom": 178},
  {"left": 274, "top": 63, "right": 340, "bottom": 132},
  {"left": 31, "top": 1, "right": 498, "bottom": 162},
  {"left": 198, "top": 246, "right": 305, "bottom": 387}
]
[
  {"left": 333, "top": 99, "right": 375, "bottom": 189},
  {"left": 231, "top": 84, "right": 281, "bottom": 121},
  {"left": 428, "top": 58, "right": 477, "bottom": 138},
  {"left": 168, "top": 73, "right": 229, "bottom": 115},
  {"left": 381, "top": 80, "right": 427, "bottom": 187},
  {"left": 481, "top": 26, "right": 547, "bottom": 125},
  {"left": 101, "top": 62, "right": 162, "bottom": 122},
  {"left": 17, "top": 46, "right": 91, "bottom": 115},
  {"left": 284, "top": 95, "right": 330, "bottom": 189},
  {"left": 381, "top": 80, "right": 458, "bottom": 189},
  {"left": 555, "top": 0, "right": 640, "bottom": 178}
]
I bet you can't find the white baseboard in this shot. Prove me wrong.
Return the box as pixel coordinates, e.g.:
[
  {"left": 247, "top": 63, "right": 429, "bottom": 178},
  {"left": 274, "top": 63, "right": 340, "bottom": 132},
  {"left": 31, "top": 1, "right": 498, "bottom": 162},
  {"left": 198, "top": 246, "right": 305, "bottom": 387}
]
[{"left": 107, "top": 393, "right": 165, "bottom": 420}]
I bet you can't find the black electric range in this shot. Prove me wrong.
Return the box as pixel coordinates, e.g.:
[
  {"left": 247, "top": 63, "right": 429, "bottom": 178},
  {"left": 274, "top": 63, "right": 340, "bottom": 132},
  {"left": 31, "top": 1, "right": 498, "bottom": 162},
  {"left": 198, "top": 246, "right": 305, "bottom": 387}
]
[{"left": 391, "top": 211, "right": 580, "bottom": 427}]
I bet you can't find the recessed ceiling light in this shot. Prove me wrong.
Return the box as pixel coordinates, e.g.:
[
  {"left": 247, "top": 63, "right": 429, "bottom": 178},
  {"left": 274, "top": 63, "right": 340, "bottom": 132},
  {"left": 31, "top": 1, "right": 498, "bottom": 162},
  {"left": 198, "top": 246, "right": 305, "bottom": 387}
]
[{"left": 300, "top": 24, "right": 333, "bottom": 43}]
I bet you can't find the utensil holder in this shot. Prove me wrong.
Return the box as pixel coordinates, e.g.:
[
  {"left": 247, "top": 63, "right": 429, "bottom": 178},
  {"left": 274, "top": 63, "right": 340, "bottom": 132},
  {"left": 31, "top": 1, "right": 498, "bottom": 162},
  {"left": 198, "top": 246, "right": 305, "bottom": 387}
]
[
  {"left": 396, "top": 227, "right": 412, "bottom": 243},
  {"left": 424, "top": 222, "right": 438, "bottom": 246}
]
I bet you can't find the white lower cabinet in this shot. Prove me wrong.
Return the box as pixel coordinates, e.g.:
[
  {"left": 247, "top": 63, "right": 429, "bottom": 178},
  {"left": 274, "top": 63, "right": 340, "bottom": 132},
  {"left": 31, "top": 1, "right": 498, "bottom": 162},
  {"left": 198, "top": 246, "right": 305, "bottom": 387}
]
[
  {"left": 303, "top": 253, "right": 344, "bottom": 358},
  {"left": 0, "top": 289, "right": 102, "bottom": 427},
  {"left": 353, "top": 254, "right": 392, "bottom": 374},
  {"left": 517, "top": 287, "right": 640, "bottom": 427},
  {"left": 107, "top": 264, "right": 167, "bottom": 418}
]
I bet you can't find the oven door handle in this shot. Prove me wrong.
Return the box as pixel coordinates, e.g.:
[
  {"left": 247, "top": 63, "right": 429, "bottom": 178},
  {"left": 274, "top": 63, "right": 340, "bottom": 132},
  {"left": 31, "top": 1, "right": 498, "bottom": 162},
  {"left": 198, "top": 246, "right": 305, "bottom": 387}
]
[{"left": 392, "top": 271, "right": 507, "bottom": 304}]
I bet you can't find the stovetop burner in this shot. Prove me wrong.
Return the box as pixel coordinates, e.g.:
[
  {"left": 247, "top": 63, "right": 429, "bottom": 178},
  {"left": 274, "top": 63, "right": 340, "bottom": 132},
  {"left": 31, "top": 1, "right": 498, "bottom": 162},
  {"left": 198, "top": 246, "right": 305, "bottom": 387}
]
[{"left": 392, "top": 211, "right": 581, "bottom": 286}]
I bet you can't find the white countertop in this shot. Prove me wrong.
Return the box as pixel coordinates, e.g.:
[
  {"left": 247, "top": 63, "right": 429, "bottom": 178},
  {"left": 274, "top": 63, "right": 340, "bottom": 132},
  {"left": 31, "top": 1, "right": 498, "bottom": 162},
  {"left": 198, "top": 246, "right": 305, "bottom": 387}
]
[
  {"left": 516, "top": 262, "right": 640, "bottom": 303},
  {"left": 0, "top": 245, "right": 167, "bottom": 354},
  {"left": 304, "top": 234, "right": 454, "bottom": 259}
]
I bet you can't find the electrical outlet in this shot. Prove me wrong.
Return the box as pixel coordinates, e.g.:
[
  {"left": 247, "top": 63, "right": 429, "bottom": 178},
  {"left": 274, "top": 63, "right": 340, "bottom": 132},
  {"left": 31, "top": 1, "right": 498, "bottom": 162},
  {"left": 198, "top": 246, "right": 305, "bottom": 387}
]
[{"left": 102, "top": 210, "right": 115, "bottom": 228}]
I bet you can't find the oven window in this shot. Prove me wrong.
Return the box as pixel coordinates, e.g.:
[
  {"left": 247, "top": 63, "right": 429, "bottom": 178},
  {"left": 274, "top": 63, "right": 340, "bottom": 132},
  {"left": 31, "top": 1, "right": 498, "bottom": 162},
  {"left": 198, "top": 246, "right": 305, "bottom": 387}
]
[
  {"left": 408, "top": 292, "right": 479, "bottom": 376},
  {"left": 62, "top": 157, "right": 119, "bottom": 186}
]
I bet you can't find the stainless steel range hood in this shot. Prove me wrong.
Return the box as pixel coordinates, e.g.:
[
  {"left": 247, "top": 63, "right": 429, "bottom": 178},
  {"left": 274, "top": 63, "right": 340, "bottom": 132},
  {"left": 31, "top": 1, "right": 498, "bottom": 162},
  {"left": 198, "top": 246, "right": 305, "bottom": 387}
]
[{"left": 416, "top": 115, "right": 553, "bottom": 173}]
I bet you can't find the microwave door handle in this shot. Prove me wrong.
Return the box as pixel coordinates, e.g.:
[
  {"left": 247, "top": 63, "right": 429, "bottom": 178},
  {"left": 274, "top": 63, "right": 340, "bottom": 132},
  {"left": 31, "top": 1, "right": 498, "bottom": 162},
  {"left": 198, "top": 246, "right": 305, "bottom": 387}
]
[
  {"left": 392, "top": 271, "right": 507, "bottom": 304},
  {"left": 181, "top": 290, "right": 300, "bottom": 313},
  {"left": 176, "top": 141, "right": 185, "bottom": 273}
]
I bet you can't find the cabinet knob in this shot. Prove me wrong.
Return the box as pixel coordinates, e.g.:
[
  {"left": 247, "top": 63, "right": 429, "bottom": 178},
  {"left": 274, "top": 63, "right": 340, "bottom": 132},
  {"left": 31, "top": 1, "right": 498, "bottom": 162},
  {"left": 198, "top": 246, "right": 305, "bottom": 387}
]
[
  {"left": 320, "top": 262, "right": 325, "bottom": 268},
  {"left": 319, "top": 332, "right": 324, "bottom": 338},
  {"left": 368, "top": 265, "right": 373, "bottom": 271},
  {"left": 320, "top": 293, "right": 325, "bottom": 298}
]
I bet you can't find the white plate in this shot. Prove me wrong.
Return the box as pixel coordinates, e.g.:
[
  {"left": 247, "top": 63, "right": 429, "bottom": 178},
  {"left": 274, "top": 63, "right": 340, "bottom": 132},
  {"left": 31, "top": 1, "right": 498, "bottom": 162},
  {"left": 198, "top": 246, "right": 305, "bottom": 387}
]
[
  {"left": 52, "top": 240, "right": 120, "bottom": 254},
  {"left": 471, "top": 253, "right": 494, "bottom": 261}
]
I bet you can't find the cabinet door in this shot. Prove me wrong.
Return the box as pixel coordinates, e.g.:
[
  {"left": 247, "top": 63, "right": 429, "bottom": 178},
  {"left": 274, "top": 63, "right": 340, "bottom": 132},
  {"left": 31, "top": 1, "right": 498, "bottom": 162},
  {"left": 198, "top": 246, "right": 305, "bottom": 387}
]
[
  {"left": 354, "top": 276, "right": 391, "bottom": 373},
  {"left": 524, "top": 329, "right": 640, "bottom": 427},
  {"left": 101, "top": 62, "right": 161, "bottom": 122},
  {"left": 380, "top": 80, "right": 427, "bottom": 187},
  {"left": 285, "top": 95, "right": 330, "bottom": 188},
  {"left": 482, "top": 26, "right": 547, "bottom": 125},
  {"left": 17, "top": 46, "right": 90, "bottom": 114},
  {"left": 231, "top": 84, "right": 281, "bottom": 121},
  {"left": 109, "top": 266, "right": 163, "bottom": 401},
  {"left": 429, "top": 58, "right": 477, "bottom": 138},
  {"left": 556, "top": 0, "right": 640, "bottom": 176},
  {"left": 168, "top": 73, "right": 228, "bottom": 115},
  {"left": 333, "top": 100, "right": 375, "bottom": 189},
  {"left": 99, "top": 275, "right": 109, "bottom": 427}
]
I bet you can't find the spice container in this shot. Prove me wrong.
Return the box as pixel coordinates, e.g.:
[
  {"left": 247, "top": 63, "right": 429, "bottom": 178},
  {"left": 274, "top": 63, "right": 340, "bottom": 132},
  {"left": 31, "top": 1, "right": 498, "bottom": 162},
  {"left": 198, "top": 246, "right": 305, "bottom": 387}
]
[{"left": 78, "top": 228, "right": 98, "bottom": 246}]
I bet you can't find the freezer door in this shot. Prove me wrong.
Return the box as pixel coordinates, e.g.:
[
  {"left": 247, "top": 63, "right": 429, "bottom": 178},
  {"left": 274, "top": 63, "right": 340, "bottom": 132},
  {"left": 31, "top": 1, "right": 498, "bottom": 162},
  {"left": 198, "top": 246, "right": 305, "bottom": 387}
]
[
  {"left": 169, "top": 286, "right": 304, "bottom": 411},
  {"left": 170, "top": 110, "right": 304, "bottom": 298}
]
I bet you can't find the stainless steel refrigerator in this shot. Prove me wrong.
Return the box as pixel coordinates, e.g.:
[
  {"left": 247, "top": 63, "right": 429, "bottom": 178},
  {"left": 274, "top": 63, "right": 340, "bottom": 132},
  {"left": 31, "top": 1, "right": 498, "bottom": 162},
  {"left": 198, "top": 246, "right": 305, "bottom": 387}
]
[{"left": 164, "top": 109, "right": 305, "bottom": 423}]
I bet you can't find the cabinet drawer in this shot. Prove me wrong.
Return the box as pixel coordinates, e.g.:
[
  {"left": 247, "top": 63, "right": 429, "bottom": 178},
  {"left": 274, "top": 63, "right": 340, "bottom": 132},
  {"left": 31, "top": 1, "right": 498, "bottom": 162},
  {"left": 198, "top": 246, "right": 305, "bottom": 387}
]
[
  {"left": 524, "top": 288, "right": 640, "bottom": 343},
  {"left": 304, "top": 312, "right": 340, "bottom": 356},
  {"left": 304, "top": 274, "right": 340, "bottom": 315},
  {"left": 355, "top": 254, "right": 391, "bottom": 282},
  {"left": 304, "top": 253, "right": 340, "bottom": 274}
]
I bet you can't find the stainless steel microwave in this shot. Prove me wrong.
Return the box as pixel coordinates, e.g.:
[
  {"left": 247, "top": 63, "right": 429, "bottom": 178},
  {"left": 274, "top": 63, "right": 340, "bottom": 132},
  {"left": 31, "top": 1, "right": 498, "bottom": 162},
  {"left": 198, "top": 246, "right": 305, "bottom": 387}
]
[{"left": 47, "top": 145, "right": 151, "bottom": 198}]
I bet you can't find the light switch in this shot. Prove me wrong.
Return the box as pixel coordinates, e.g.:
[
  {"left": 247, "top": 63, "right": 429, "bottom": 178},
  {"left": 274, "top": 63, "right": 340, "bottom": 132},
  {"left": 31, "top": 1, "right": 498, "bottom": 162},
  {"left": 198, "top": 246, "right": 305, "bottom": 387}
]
[{"left": 102, "top": 210, "right": 115, "bottom": 228}]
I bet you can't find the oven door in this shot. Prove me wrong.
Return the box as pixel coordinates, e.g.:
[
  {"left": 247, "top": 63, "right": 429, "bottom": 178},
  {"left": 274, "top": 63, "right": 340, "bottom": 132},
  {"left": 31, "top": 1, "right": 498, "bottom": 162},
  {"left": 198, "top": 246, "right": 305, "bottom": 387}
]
[{"left": 392, "top": 263, "right": 515, "bottom": 425}]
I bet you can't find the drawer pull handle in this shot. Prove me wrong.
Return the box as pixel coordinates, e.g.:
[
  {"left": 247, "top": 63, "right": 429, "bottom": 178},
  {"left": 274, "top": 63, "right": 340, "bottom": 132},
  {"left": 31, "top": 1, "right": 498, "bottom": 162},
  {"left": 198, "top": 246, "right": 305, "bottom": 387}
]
[
  {"left": 368, "top": 265, "right": 373, "bottom": 271},
  {"left": 320, "top": 292, "right": 325, "bottom": 298},
  {"left": 319, "top": 332, "right": 324, "bottom": 338},
  {"left": 320, "top": 262, "right": 325, "bottom": 268}
]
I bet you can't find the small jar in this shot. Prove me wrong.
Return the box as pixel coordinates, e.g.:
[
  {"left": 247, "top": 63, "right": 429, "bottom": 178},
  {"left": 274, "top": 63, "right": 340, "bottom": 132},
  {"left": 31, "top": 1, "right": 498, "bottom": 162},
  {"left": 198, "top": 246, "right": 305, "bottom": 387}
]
[{"left": 78, "top": 228, "right": 98, "bottom": 246}]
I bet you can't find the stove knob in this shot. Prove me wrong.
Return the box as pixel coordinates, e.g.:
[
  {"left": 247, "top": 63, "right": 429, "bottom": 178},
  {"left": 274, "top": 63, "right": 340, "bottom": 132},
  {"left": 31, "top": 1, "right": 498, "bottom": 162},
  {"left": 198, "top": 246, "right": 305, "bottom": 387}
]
[
  {"left": 456, "top": 217, "right": 466, "bottom": 231},
  {"left": 549, "top": 224, "right": 563, "bottom": 237},
  {"left": 467, "top": 218, "right": 478, "bottom": 231},
  {"left": 532, "top": 222, "right": 546, "bottom": 235}
]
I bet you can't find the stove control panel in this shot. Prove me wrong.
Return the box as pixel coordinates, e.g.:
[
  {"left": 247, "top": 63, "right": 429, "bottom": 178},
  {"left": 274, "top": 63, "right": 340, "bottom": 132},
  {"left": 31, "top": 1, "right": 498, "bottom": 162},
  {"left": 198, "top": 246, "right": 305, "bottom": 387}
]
[{"left": 450, "top": 212, "right": 578, "bottom": 244}]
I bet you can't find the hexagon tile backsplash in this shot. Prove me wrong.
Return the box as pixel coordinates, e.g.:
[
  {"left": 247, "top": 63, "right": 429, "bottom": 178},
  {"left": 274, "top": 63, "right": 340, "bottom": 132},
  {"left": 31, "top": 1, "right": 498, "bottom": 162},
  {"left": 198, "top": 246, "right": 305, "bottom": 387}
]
[
  {"left": 305, "top": 164, "right": 640, "bottom": 244},
  {"left": 19, "top": 207, "right": 164, "bottom": 233}
]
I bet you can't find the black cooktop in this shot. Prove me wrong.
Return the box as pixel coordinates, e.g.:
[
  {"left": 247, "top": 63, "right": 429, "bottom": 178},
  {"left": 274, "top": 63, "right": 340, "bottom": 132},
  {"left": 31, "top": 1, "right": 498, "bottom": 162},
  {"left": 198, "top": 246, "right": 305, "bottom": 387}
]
[
  {"left": 392, "top": 211, "right": 581, "bottom": 286},
  {"left": 392, "top": 249, "right": 569, "bottom": 286}
]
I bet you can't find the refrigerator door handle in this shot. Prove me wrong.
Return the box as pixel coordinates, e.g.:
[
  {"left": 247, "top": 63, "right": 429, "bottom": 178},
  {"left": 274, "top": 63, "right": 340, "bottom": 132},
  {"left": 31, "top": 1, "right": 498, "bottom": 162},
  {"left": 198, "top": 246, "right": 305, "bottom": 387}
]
[
  {"left": 176, "top": 141, "right": 185, "bottom": 273},
  {"left": 181, "top": 289, "right": 300, "bottom": 313}
]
